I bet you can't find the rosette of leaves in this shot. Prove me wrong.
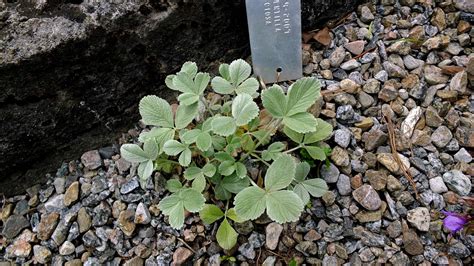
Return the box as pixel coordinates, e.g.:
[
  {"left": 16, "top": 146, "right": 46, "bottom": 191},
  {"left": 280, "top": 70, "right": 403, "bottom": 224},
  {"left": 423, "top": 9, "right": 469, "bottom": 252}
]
[{"left": 211, "top": 59, "right": 259, "bottom": 97}]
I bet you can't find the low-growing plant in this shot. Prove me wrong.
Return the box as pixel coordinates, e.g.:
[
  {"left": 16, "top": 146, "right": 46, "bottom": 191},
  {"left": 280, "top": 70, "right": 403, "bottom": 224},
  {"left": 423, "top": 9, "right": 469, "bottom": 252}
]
[{"left": 120, "top": 59, "right": 333, "bottom": 250}]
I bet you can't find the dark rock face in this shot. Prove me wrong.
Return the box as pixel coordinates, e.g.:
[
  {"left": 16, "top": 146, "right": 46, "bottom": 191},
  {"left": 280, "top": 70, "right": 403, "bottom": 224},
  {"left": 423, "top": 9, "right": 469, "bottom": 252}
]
[{"left": 0, "top": 0, "right": 360, "bottom": 195}]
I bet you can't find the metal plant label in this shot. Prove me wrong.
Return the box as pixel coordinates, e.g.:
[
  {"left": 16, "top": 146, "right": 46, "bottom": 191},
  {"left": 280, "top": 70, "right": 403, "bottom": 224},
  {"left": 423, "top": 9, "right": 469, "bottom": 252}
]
[{"left": 245, "top": 0, "right": 303, "bottom": 84}]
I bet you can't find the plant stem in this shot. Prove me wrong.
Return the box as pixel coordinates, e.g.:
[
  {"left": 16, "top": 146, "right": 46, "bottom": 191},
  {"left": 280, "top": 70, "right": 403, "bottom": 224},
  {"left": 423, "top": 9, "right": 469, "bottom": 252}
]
[
  {"left": 284, "top": 145, "right": 302, "bottom": 154},
  {"left": 200, "top": 95, "right": 215, "bottom": 116},
  {"left": 249, "top": 153, "right": 270, "bottom": 167}
]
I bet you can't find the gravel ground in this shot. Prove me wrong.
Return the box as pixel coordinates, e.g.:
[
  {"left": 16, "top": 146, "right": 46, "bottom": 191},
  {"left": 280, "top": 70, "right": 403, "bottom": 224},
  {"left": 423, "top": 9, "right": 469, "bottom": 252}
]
[{"left": 1, "top": 0, "right": 473, "bottom": 265}]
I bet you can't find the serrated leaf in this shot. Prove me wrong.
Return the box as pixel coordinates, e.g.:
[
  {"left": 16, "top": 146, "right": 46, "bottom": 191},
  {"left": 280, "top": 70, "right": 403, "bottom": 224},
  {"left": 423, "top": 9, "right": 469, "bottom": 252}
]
[
  {"left": 211, "top": 116, "right": 236, "bottom": 137},
  {"left": 293, "top": 184, "right": 310, "bottom": 205},
  {"left": 175, "top": 102, "right": 197, "bottom": 129},
  {"left": 180, "top": 61, "right": 198, "bottom": 77},
  {"left": 217, "top": 219, "right": 238, "bottom": 250},
  {"left": 181, "top": 188, "right": 205, "bottom": 212},
  {"left": 177, "top": 93, "right": 199, "bottom": 106},
  {"left": 295, "top": 162, "right": 310, "bottom": 182},
  {"left": 158, "top": 194, "right": 185, "bottom": 229},
  {"left": 301, "top": 178, "right": 328, "bottom": 197},
  {"left": 262, "top": 85, "right": 286, "bottom": 118},
  {"left": 226, "top": 208, "right": 245, "bottom": 223},
  {"left": 266, "top": 190, "right": 304, "bottom": 223},
  {"left": 229, "top": 59, "right": 251, "bottom": 86},
  {"left": 234, "top": 186, "right": 266, "bottom": 220},
  {"left": 199, "top": 204, "right": 224, "bottom": 224},
  {"left": 184, "top": 166, "right": 203, "bottom": 180},
  {"left": 120, "top": 144, "right": 149, "bottom": 163},
  {"left": 163, "top": 140, "right": 186, "bottom": 156},
  {"left": 221, "top": 174, "right": 249, "bottom": 193},
  {"left": 304, "top": 118, "right": 333, "bottom": 144},
  {"left": 178, "top": 148, "right": 192, "bottom": 166},
  {"left": 138, "top": 160, "right": 154, "bottom": 180},
  {"left": 194, "top": 72, "right": 210, "bottom": 94},
  {"left": 236, "top": 77, "right": 259, "bottom": 96},
  {"left": 219, "top": 160, "right": 235, "bottom": 176},
  {"left": 283, "top": 113, "right": 317, "bottom": 133},
  {"left": 174, "top": 72, "right": 196, "bottom": 94},
  {"left": 283, "top": 126, "right": 304, "bottom": 144},
  {"left": 166, "top": 179, "right": 182, "bottom": 192},
  {"left": 202, "top": 117, "right": 214, "bottom": 132},
  {"left": 214, "top": 152, "right": 234, "bottom": 162},
  {"left": 286, "top": 78, "right": 321, "bottom": 116},
  {"left": 212, "top": 135, "right": 227, "bottom": 150},
  {"left": 181, "top": 129, "right": 201, "bottom": 144},
  {"left": 192, "top": 175, "right": 206, "bottom": 192},
  {"left": 139, "top": 128, "right": 175, "bottom": 151},
  {"left": 265, "top": 154, "right": 296, "bottom": 191},
  {"left": 234, "top": 162, "right": 247, "bottom": 178},
  {"left": 165, "top": 74, "right": 178, "bottom": 91},
  {"left": 202, "top": 163, "right": 216, "bottom": 177},
  {"left": 139, "top": 95, "right": 174, "bottom": 128},
  {"left": 211, "top": 77, "right": 234, "bottom": 94},
  {"left": 143, "top": 139, "right": 159, "bottom": 160},
  {"left": 219, "top": 63, "right": 230, "bottom": 80},
  {"left": 231, "top": 94, "right": 259, "bottom": 126},
  {"left": 196, "top": 132, "right": 212, "bottom": 151},
  {"left": 305, "top": 146, "right": 326, "bottom": 160}
]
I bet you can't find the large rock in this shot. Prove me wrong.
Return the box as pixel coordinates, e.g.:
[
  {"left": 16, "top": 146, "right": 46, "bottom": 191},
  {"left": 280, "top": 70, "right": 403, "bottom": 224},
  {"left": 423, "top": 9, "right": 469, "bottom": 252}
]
[{"left": 0, "top": 0, "right": 360, "bottom": 195}]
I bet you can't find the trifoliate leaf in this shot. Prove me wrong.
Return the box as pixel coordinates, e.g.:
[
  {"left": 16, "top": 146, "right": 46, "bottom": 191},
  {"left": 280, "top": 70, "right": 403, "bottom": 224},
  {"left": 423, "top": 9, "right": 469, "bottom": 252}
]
[
  {"left": 283, "top": 112, "right": 317, "bottom": 133},
  {"left": 166, "top": 179, "right": 182, "bottom": 192},
  {"left": 180, "top": 61, "right": 198, "bottom": 77},
  {"left": 202, "top": 163, "right": 216, "bottom": 177},
  {"left": 303, "top": 118, "right": 333, "bottom": 144},
  {"left": 194, "top": 72, "right": 210, "bottom": 94},
  {"left": 229, "top": 59, "right": 251, "bottom": 86},
  {"left": 139, "top": 128, "right": 175, "bottom": 151},
  {"left": 173, "top": 71, "right": 195, "bottom": 94},
  {"left": 218, "top": 160, "right": 235, "bottom": 176},
  {"left": 305, "top": 146, "right": 326, "bottom": 160},
  {"left": 265, "top": 154, "right": 296, "bottom": 191},
  {"left": 217, "top": 218, "right": 238, "bottom": 250},
  {"left": 226, "top": 208, "right": 245, "bottom": 223},
  {"left": 261, "top": 142, "right": 285, "bottom": 161},
  {"left": 139, "top": 95, "right": 174, "bottom": 128},
  {"left": 143, "top": 139, "right": 159, "bottom": 160},
  {"left": 293, "top": 184, "right": 310, "bottom": 205},
  {"left": 236, "top": 77, "right": 259, "bottom": 96},
  {"left": 286, "top": 77, "right": 321, "bottom": 116},
  {"left": 163, "top": 140, "right": 186, "bottom": 156},
  {"left": 266, "top": 190, "right": 304, "bottom": 223},
  {"left": 180, "top": 188, "right": 205, "bottom": 212},
  {"left": 199, "top": 204, "right": 224, "bottom": 224},
  {"left": 261, "top": 85, "right": 286, "bottom": 117},
  {"left": 283, "top": 126, "right": 303, "bottom": 144},
  {"left": 192, "top": 175, "right": 206, "bottom": 192},
  {"left": 177, "top": 93, "right": 199, "bottom": 106},
  {"left": 174, "top": 103, "right": 198, "bottom": 129},
  {"left": 196, "top": 132, "right": 212, "bottom": 151},
  {"left": 178, "top": 148, "right": 192, "bottom": 166},
  {"left": 120, "top": 144, "right": 149, "bottom": 163},
  {"left": 138, "top": 160, "right": 154, "bottom": 180},
  {"left": 180, "top": 129, "right": 201, "bottom": 144},
  {"left": 231, "top": 94, "right": 259, "bottom": 126},
  {"left": 211, "top": 116, "right": 236, "bottom": 137},
  {"left": 295, "top": 162, "right": 310, "bottom": 182},
  {"left": 234, "top": 162, "right": 247, "bottom": 178},
  {"left": 158, "top": 194, "right": 185, "bottom": 229},
  {"left": 183, "top": 166, "right": 203, "bottom": 180},
  {"left": 211, "top": 77, "right": 234, "bottom": 94},
  {"left": 234, "top": 186, "right": 266, "bottom": 220},
  {"left": 301, "top": 178, "right": 328, "bottom": 197}
]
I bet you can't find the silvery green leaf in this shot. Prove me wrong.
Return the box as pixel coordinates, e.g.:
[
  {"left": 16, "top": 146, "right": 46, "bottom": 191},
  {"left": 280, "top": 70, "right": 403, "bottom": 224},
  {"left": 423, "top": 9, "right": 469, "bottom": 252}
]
[
  {"left": 139, "top": 95, "right": 174, "bottom": 128},
  {"left": 183, "top": 166, "right": 203, "bottom": 180},
  {"left": 199, "top": 204, "right": 224, "bottom": 225},
  {"left": 173, "top": 72, "right": 195, "bottom": 94},
  {"left": 163, "top": 140, "right": 186, "bottom": 156},
  {"left": 138, "top": 160, "right": 154, "bottom": 181},
  {"left": 120, "top": 144, "right": 149, "bottom": 163},
  {"left": 303, "top": 118, "right": 333, "bottom": 144},
  {"left": 217, "top": 219, "right": 238, "bottom": 250},
  {"left": 211, "top": 76, "right": 234, "bottom": 94},
  {"left": 266, "top": 190, "right": 304, "bottom": 223},
  {"left": 143, "top": 139, "right": 159, "bottom": 160},
  {"left": 177, "top": 93, "right": 199, "bottom": 106},
  {"left": 283, "top": 112, "right": 317, "bottom": 133},
  {"left": 165, "top": 74, "right": 178, "bottom": 91},
  {"left": 218, "top": 160, "right": 235, "bottom": 176},
  {"left": 180, "top": 129, "right": 201, "bottom": 145},
  {"left": 234, "top": 186, "right": 266, "bottom": 221},
  {"left": 181, "top": 188, "right": 205, "bottom": 212},
  {"left": 261, "top": 142, "right": 285, "bottom": 161},
  {"left": 234, "top": 162, "right": 247, "bottom": 178},
  {"left": 194, "top": 72, "right": 210, "bottom": 94},
  {"left": 192, "top": 175, "right": 206, "bottom": 192},
  {"left": 196, "top": 132, "right": 212, "bottom": 151},
  {"left": 219, "top": 63, "right": 231, "bottom": 81},
  {"left": 261, "top": 85, "right": 286, "bottom": 118},
  {"left": 202, "top": 117, "right": 214, "bottom": 132},
  {"left": 221, "top": 174, "right": 249, "bottom": 193},
  {"left": 236, "top": 77, "right": 259, "bottom": 96},
  {"left": 178, "top": 148, "right": 192, "bottom": 166},
  {"left": 202, "top": 163, "right": 216, "bottom": 177},
  {"left": 293, "top": 184, "right": 310, "bottom": 205},
  {"left": 302, "top": 178, "right": 328, "bottom": 197},
  {"left": 286, "top": 77, "right": 321, "bottom": 116},
  {"left": 175, "top": 103, "right": 198, "bottom": 129},
  {"left": 180, "top": 61, "right": 198, "bottom": 77},
  {"left": 211, "top": 116, "right": 236, "bottom": 137},
  {"left": 166, "top": 179, "right": 182, "bottom": 192},
  {"left": 283, "top": 126, "right": 303, "bottom": 144},
  {"left": 305, "top": 146, "right": 326, "bottom": 160},
  {"left": 229, "top": 59, "right": 251, "bottom": 86},
  {"left": 226, "top": 208, "right": 245, "bottom": 223},
  {"left": 231, "top": 94, "right": 259, "bottom": 126},
  {"left": 265, "top": 154, "right": 296, "bottom": 191},
  {"left": 295, "top": 162, "right": 310, "bottom": 182},
  {"left": 138, "top": 128, "right": 175, "bottom": 151},
  {"left": 158, "top": 194, "right": 185, "bottom": 229}
]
